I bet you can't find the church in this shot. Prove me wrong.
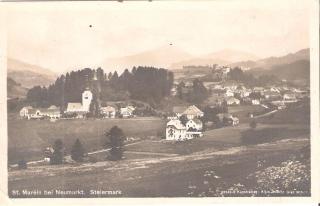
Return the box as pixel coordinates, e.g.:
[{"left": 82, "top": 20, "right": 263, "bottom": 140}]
[
  {"left": 65, "top": 89, "right": 93, "bottom": 117},
  {"left": 64, "top": 71, "right": 98, "bottom": 117}
]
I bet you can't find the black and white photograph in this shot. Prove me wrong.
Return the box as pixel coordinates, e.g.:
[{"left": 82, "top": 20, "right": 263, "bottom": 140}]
[{"left": 2, "top": 0, "right": 318, "bottom": 200}]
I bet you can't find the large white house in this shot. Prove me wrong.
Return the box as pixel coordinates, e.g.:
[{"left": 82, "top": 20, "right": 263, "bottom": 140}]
[
  {"left": 166, "top": 118, "right": 203, "bottom": 141},
  {"left": 65, "top": 89, "right": 93, "bottom": 116}
]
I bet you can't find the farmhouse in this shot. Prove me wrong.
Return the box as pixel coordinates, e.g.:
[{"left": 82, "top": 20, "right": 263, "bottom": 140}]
[
  {"left": 283, "top": 93, "right": 297, "bottom": 102},
  {"left": 120, "top": 106, "right": 135, "bottom": 118},
  {"left": 100, "top": 106, "right": 116, "bottom": 118},
  {"left": 166, "top": 118, "right": 203, "bottom": 141},
  {"left": 20, "top": 105, "right": 61, "bottom": 120},
  {"left": 226, "top": 97, "right": 240, "bottom": 105},
  {"left": 65, "top": 89, "right": 93, "bottom": 117}
]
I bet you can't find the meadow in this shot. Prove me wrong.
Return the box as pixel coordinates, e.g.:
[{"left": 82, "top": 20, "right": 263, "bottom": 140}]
[{"left": 8, "top": 116, "right": 166, "bottom": 164}]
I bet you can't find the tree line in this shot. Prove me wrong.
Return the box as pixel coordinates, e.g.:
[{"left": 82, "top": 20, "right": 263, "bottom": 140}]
[{"left": 26, "top": 66, "right": 174, "bottom": 109}]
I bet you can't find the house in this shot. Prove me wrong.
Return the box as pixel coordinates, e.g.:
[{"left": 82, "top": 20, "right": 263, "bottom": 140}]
[
  {"left": 283, "top": 93, "right": 297, "bottom": 102},
  {"left": 271, "top": 101, "right": 286, "bottom": 110},
  {"left": 182, "top": 105, "right": 204, "bottom": 120},
  {"left": 186, "top": 118, "right": 203, "bottom": 131},
  {"left": 120, "top": 106, "right": 135, "bottom": 118},
  {"left": 264, "top": 91, "right": 281, "bottom": 100},
  {"left": 224, "top": 89, "right": 234, "bottom": 97},
  {"left": 65, "top": 89, "right": 93, "bottom": 116},
  {"left": 166, "top": 119, "right": 187, "bottom": 141},
  {"left": 226, "top": 97, "right": 240, "bottom": 105},
  {"left": 40, "top": 106, "right": 61, "bottom": 119},
  {"left": 166, "top": 118, "right": 203, "bottom": 141},
  {"left": 20, "top": 105, "right": 61, "bottom": 120},
  {"left": 100, "top": 106, "right": 116, "bottom": 118},
  {"left": 251, "top": 99, "right": 260, "bottom": 105},
  {"left": 216, "top": 113, "right": 239, "bottom": 126},
  {"left": 19, "top": 106, "right": 33, "bottom": 118}
]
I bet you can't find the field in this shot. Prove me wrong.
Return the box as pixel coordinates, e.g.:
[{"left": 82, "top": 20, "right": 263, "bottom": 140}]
[
  {"left": 7, "top": 101, "right": 311, "bottom": 197},
  {"left": 8, "top": 116, "right": 166, "bottom": 164}
]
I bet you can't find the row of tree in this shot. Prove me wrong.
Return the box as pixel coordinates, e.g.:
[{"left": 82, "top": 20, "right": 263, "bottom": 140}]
[
  {"left": 26, "top": 66, "right": 174, "bottom": 109},
  {"left": 176, "top": 79, "right": 209, "bottom": 104}
]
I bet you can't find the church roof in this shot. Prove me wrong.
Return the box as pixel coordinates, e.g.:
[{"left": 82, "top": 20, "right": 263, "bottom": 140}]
[{"left": 66, "top": 103, "right": 83, "bottom": 112}]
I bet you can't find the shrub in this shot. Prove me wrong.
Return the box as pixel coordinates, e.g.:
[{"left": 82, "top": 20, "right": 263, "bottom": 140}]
[{"left": 18, "top": 159, "right": 27, "bottom": 170}]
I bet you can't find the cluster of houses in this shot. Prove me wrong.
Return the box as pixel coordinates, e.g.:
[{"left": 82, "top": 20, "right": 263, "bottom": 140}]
[
  {"left": 166, "top": 105, "right": 204, "bottom": 141},
  {"left": 19, "top": 89, "right": 136, "bottom": 120},
  {"left": 172, "top": 78, "right": 309, "bottom": 110},
  {"left": 165, "top": 104, "right": 240, "bottom": 141}
]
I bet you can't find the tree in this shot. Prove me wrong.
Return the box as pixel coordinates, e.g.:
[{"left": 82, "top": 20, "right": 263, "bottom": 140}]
[
  {"left": 250, "top": 120, "right": 257, "bottom": 129},
  {"left": 50, "top": 139, "right": 64, "bottom": 165},
  {"left": 105, "top": 126, "right": 125, "bottom": 161},
  {"left": 179, "top": 115, "right": 189, "bottom": 126},
  {"left": 71, "top": 139, "right": 85, "bottom": 162}
]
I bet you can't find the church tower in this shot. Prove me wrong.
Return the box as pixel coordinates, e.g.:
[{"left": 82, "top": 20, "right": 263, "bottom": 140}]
[{"left": 82, "top": 89, "right": 93, "bottom": 112}]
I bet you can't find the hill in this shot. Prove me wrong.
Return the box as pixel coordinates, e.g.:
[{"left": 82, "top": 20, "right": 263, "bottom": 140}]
[
  {"left": 105, "top": 45, "right": 193, "bottom": 71},
  {"left": 231, "top": 48, "right": 309, "bottom": 70},
  {"left": 7, "top": 77, "right": 28, "bottom": 99},
  {"left": 170, "top": 49, "right": 259, "bottom": 70},
  {"left": 7, "top": 58, "right": 57, "bottom": 88}
]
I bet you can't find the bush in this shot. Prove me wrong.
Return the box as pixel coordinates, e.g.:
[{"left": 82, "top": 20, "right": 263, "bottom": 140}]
[
  {"left": 71, "top": 139, "right": 85, "bottom": 162},
  {"left": 18, "top": 159, "right": 27, "bottom": 170},
  {"left": 105, "top": 126, "right": 125, "bottom": 161},
  {"left": 250, "top": 120, "right": 257, "bottom": 129},
  {"left": 50, "top": 139, "right": 64, "bottom": 165}
]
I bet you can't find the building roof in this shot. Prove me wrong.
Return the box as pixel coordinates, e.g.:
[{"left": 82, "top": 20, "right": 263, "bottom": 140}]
[
  {"left": 101, "top": 106, "right": 116, "bottom": 112},
  {"left": 48, "top": 105, "right": 58, "bottom": 110},
  {"left": 167, "top": 119, "right": 186, "bottom": 130},
  {"left": 66, "top": 103, "right": 83, "bottom": 111},
  {"left": 182, "top": 105, "right": 203, "bottom": 116}
]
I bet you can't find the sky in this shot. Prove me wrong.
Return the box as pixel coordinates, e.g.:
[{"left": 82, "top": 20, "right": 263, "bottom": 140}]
[{"left": 6, "top": 0, "right": 312, "bottom": 74}]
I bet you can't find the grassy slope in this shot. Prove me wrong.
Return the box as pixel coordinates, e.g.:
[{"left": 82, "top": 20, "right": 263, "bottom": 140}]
[{"left": 8, "top": 117, "right": 166, "bottom": 163}]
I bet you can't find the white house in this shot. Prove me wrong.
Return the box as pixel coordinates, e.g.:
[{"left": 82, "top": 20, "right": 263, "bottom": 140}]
[
  {"left": 166, "top": 119, "right": 187, "bottom": 141},
  {"left": 283, "top": 93, "right": 297, "bottom": 102},
  {"left": 120, "top": 106, "right": 135, "bottom": 118},
  {"left": 19, "top": 106, "right": 33, "bottom": 118},
  {"left": 225, "top": 89, "right": 234, "bottom": 97},
  {"left": 251, "top": 99, "right": 260, "bottom": 105},
  {"left": 226, "top": 97, "right": 240, "bottom": 105},
  {"left": 100, "top": 106, "right": 116, "bottom": 118},
  {"left": 20, "top": 105, "right": 61, "bottom": 120},
  {"left": 186, "top": 118, "right": 203, "bottom": 131},
  {"left": 166, "top": 118, "right": 203, "bottom": 141}
]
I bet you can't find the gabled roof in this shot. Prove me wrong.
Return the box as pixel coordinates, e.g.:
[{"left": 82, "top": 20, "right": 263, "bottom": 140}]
[
  {"left": 101, "top": 106, "right": 116, "bottom": 112},
  {"left": 167, "top": 119, "right": 186, "bottom": 130},
  {"left": 182, "top": 105, "right": 203, "bottom": 116}
]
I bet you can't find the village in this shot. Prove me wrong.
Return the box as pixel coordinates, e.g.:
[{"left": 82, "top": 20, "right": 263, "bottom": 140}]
[{"left": 17, "top": 64, "right": 309, "bottom": 144}]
